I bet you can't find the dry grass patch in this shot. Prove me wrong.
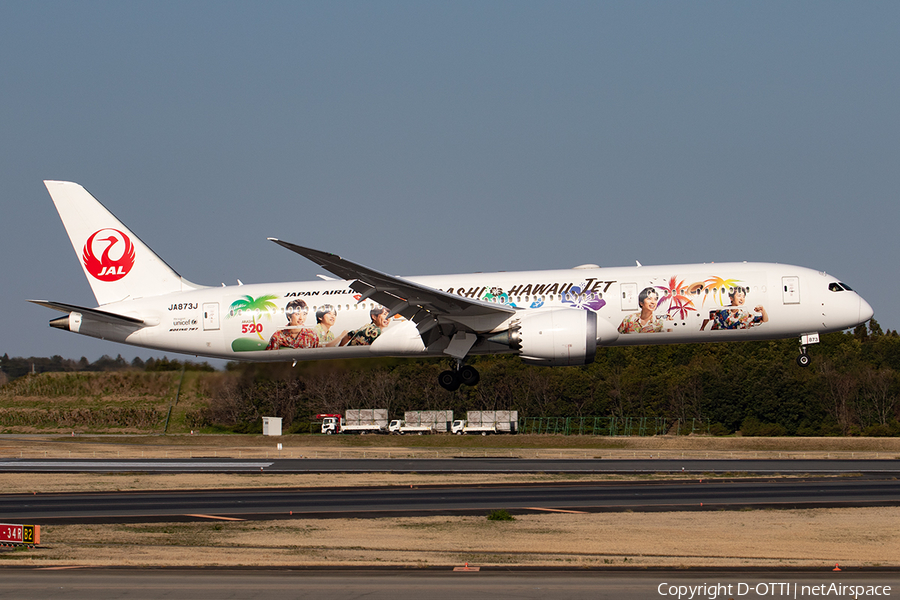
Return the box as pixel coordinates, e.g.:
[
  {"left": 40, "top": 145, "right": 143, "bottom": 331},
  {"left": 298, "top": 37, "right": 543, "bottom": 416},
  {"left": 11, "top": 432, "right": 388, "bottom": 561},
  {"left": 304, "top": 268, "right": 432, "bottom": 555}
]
[
  {"left": 3, "top": 434, "right": 900, "bottom": 461},
  {"left": 0, "top": 472, "right": 729, "bottom": 494},
  {"left": 6, "top": 507, "right": 899, "bottom": 568}
]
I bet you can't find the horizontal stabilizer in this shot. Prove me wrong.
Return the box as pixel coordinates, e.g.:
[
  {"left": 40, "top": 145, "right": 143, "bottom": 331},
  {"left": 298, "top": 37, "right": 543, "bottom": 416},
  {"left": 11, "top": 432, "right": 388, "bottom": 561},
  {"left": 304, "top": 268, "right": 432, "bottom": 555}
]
[{"left": 28, "top": 300, "right": 145, "bottom": 326}]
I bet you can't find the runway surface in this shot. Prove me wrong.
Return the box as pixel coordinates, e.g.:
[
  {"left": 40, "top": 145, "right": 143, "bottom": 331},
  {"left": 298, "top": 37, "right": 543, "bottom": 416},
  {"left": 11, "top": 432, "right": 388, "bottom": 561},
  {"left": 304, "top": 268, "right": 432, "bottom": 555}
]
[
  {"left": 4, "top": 477, "right": 900, "bottom": 523},
  {"left": 0, "top": 569, "right": 896, "bottom": 600},
  {"left": 0, "top": 457, "right": 898, "bottom": 474}
]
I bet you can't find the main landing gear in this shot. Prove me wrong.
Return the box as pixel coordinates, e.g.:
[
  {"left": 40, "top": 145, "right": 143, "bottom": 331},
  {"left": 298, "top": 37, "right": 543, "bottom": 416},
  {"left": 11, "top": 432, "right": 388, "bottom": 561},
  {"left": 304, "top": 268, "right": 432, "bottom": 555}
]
[{"left": 438, "top": 362, "right": 480, "bottom": 391}]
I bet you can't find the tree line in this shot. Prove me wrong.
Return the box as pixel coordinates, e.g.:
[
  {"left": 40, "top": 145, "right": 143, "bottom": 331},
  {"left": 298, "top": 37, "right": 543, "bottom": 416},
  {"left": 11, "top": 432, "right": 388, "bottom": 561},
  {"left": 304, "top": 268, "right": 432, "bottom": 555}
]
[
  {"left": 4, "top": 319, "right": 899, "bottom": 436},
  {"left": 0, "top": 353, "right": 214, "bottom": 383},
  {"left": 193, "top": 320, "right": 900, "bottom": 436}
]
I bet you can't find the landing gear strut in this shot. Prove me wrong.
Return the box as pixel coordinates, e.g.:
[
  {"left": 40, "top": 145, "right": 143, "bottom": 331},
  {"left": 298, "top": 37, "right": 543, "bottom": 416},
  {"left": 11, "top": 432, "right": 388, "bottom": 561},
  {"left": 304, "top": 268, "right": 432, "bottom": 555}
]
[
  {"left": 438, "top": 362, "right": 480, "bottom": 391},
  {"left": 796, "top": 333, "right": 819, "bottom": 368}
]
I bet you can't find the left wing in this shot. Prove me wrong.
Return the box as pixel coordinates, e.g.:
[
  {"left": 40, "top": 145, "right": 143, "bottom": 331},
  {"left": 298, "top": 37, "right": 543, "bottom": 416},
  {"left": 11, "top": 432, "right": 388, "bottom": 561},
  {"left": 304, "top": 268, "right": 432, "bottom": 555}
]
[{"left": 269, "top": 239, "right": 514, "bottom": 349}]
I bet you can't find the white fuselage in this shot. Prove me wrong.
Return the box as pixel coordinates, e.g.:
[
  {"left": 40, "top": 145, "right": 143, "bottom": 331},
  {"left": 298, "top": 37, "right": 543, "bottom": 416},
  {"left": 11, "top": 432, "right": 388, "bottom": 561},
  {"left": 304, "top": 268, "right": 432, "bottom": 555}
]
[
  {"left": 37, "top": 181, "right": 874, "bottom": 377},
  {"left": 69, "top": 261, "right": 872, "bottom": 362}
]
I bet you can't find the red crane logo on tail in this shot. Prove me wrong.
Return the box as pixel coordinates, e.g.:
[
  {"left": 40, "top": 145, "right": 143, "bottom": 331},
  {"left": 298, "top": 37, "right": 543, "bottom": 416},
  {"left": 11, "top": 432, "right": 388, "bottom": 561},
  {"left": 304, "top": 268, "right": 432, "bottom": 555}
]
[{"left": 82, "top": 229, "right": 135, "bottom": 282}]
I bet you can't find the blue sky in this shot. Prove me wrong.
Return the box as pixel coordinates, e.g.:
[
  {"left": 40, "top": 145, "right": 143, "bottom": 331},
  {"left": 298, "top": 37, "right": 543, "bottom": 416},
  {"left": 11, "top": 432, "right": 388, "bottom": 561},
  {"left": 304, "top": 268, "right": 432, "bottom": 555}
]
[{"left": 2, "top": 2, "right": 898, "bottom": 363}]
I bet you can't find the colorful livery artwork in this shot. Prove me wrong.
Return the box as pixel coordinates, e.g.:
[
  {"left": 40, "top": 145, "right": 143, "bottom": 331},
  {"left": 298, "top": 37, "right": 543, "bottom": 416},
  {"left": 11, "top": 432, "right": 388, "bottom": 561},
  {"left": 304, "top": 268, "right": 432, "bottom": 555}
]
[{"left": 33, "top": 181, "right": 873, "bottom": 390}]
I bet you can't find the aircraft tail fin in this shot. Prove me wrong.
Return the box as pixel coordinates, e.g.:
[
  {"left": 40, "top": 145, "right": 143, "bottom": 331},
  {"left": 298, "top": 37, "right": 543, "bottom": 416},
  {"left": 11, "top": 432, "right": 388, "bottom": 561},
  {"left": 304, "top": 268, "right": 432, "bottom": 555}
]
[{"left": 44, "top": 181, "right": 205, "bottom": 305}]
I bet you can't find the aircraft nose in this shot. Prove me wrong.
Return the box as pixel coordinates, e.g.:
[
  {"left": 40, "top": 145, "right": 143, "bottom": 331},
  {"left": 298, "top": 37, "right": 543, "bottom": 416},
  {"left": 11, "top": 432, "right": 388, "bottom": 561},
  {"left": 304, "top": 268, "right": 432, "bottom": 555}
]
[{"left": 859, "top": 296, "right": 874, "bottom": 324}]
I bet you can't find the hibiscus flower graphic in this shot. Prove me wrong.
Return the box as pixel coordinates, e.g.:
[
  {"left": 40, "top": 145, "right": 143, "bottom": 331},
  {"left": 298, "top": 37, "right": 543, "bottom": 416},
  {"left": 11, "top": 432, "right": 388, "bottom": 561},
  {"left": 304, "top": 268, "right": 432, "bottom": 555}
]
[{"left": 562, "top": 285, "right": 606, "bottom": 311}]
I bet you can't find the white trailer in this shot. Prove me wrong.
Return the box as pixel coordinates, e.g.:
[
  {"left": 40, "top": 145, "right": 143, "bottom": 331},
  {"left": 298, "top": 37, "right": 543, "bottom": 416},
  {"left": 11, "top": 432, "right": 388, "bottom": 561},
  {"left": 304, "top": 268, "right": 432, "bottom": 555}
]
[
  {"left": 338, "top": 420, "right": 385, "bottom": 434},
  {"left": 388, "top": 420, "right": 434, "bottom": 435},
  {"left": 317, "top": 411, "right": 387, "bottom": 435},
  {"left": 451, "top": 419, "right": 497, "bottom": 435}
]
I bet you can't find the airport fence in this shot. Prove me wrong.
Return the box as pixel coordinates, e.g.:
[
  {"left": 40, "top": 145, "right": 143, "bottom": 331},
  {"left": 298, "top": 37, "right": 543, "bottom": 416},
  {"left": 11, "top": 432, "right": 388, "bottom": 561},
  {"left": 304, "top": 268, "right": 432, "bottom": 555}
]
[{"left": 517, "top": 416, "right": 711, "bottom": 436}]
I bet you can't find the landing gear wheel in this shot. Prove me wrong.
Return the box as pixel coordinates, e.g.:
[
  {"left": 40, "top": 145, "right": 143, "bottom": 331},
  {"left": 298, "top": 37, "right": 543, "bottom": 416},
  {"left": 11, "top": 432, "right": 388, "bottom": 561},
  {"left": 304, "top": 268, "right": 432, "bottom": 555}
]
[
  {"left": 459, "top": 365, "right": 480, "bottom": 387},
  {"left": 438, "top": 370, "right": 461, "bottom": 391},
  {"left": 797, "top": 344, "right": 812, "bottom": 367}
]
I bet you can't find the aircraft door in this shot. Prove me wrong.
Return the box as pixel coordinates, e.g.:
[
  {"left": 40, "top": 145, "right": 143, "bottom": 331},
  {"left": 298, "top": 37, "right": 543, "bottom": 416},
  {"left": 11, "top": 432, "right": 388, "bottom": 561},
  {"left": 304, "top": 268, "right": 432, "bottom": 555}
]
[
  {"left": 782, "top": 277, "right": 800, "bottom": 304},
  {"left": 620, "top": 283, "right": 638, "bottom": 311},
  {"left": 202, "top": 303, "right": 220, "bottom": 330}
]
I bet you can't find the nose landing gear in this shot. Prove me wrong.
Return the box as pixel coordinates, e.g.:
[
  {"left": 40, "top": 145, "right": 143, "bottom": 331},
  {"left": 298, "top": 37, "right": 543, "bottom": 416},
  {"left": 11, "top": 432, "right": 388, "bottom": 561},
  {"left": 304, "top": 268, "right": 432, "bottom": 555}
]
[
  {"left": 796, "top": 333, "right": 819, "bottom": 368},
  {"left": 438, "top": 362, "right": 480, "bottom": 391}
]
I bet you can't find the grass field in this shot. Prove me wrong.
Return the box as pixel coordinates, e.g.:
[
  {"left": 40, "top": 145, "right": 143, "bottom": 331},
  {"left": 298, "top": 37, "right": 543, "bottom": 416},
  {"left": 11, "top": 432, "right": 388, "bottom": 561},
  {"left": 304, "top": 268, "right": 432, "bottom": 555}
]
[
  {"left": 0, "top": 371, "right": 210, "bottom": 434},
  {"left": 1, "top": 369, "right": 898, "bottom": 569},
  {"left": 5, "top": 508, "right": 898, "bottom": 569},
  {"left": 2, "top": 432, "right": 900, "bottom": 461},
  {"left": 0, "top": 434, "right": 898, "bottom": 568}
]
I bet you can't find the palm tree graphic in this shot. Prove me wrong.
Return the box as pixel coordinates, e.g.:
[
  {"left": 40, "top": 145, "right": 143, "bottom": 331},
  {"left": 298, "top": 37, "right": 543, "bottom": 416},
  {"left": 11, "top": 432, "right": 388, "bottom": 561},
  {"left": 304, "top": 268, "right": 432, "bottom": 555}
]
[
  {"left": 228, "top": 294, "right": 279, "bottom": 341},
  {"left": 702, "top": 277, "right": 742, "bottom": 307}
]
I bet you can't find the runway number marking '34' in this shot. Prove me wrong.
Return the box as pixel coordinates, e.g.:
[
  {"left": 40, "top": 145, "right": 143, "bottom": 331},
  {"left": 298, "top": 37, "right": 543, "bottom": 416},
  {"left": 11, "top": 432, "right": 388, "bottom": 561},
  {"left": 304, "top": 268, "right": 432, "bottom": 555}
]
[{"left": 0, "top": 523, "right": 40, "bottom": 546}]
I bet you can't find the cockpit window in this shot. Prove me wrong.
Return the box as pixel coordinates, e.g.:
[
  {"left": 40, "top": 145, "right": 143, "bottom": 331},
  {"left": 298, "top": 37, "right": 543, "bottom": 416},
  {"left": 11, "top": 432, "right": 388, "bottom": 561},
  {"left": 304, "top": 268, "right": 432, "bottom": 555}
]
[{"left": 829, "top": 282, "right": 854, "bottom": 292}]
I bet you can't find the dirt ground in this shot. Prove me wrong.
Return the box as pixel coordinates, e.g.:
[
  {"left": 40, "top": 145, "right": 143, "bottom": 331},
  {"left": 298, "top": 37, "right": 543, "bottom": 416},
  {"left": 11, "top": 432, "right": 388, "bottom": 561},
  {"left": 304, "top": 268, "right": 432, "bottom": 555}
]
[
  {"left": 5, "top": 508, "right": 898, "bottom": 569},
  {"left": 3, "top": 433, "right": 900, "bottom": 459},
  {"left": 1, "top": 435, "right": 898, "bottom": 569}
]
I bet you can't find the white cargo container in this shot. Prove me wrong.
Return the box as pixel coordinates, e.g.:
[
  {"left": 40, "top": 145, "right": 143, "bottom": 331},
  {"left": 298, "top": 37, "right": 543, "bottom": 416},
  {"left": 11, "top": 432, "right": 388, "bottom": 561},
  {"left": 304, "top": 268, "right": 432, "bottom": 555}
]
[
  {"left": 345, "top": 409, "right": 389, "bottom": 427},
  {"left": 403, "top": 411, "right": 453, "bottom": 432},
  {"left": 451, "top": 411, "right": 518, "bottom": 435},
  {"left": 262, "top": 416, "right": 282, "bottom": 436},
  {"left": 388, "top": 411, "right": 453, "bottom": 434}
]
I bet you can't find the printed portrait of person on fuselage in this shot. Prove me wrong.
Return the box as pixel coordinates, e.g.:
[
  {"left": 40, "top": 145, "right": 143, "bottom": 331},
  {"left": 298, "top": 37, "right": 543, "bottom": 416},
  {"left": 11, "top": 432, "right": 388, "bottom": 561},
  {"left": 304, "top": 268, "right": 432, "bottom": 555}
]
[
  {"left": 700, "top": 287, "right": 768, "bottom": 331},
  {"left": 266, "top": 298, "right": 319, "bottom": 350},
  {"left": 340, "top": 305, "right": 390, "bottom": 346},
  {"left": 617, "top": 287, "right": 668, "bottom": 334},
  {"left": 312, "top": 304, "right": 347, "bottom": 347}
]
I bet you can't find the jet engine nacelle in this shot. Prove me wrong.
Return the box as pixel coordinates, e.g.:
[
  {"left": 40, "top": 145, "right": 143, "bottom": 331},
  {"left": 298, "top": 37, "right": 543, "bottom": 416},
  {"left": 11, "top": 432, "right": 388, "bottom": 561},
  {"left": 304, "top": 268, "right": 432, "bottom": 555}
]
[{"left": 514, "top": 308, "right": 599, "bottom": 366}]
